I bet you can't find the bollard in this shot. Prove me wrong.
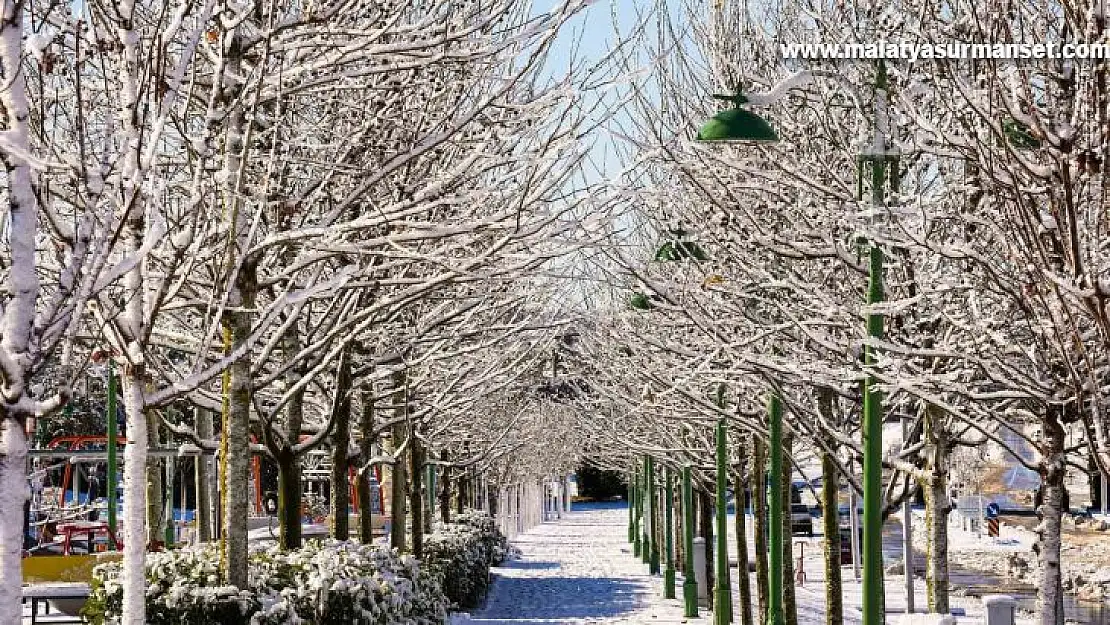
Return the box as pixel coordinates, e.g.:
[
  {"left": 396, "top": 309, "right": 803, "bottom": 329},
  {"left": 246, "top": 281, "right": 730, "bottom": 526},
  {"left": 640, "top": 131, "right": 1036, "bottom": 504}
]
[
  {"left": 692, "top": 537, "right": 709, "bottom": 603},
  {"left": 982, "top": 595, "right": 1016, "bottom": 625}
]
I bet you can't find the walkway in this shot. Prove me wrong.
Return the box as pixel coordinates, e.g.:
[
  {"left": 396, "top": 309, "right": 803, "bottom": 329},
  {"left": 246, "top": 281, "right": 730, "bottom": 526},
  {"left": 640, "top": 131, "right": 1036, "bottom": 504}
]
[
  {"left": 464, "top": 502, "right": 696, "bottom": 624},
  {"left": 461, "top": 502, "right": 1016, "bottom": 625}
]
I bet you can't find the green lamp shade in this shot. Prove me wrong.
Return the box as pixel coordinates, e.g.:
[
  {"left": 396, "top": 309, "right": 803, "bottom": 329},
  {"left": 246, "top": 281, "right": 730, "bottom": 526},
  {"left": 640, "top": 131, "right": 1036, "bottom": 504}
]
[
  {"left": 654, "top": 240, "right": 709, "bottom": 262},
  {"left": 1003, "top": 118, "right": 1040, "bottom": 149},
  {"left": 630, "top": 292, "right": 654, "bottom": 311},
  {"left": 696, "top": 107, "right": 778, "bottom": 142}
]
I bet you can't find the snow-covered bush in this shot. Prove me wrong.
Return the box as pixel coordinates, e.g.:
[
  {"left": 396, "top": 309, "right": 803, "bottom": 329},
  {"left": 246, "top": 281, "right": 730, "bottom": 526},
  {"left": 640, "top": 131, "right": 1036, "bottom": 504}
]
[
  {"left": 452, "top": 509, "right": 513, "bottom": 566},
  {"left": 422, "top": 510, "right": 512, "bottom": 608},
  {"left": 84, "top": 541, "right": 448, "bottom": 625}
]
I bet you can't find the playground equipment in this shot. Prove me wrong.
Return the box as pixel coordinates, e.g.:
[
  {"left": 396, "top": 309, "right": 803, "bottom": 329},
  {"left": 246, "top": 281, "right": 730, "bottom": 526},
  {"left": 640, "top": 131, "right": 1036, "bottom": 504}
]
[
  {"left": 22, "top": 521, "right": 122, "bottom": 585},
  {"left": 28, "top": 434, "right": 388, "bottom": 555}
]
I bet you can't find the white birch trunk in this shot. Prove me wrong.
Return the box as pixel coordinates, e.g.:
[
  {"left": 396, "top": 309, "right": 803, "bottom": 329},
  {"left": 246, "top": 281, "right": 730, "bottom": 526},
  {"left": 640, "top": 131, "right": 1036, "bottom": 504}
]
[
  {"left": 0, "top": 1, "right": 37, "bottom": 620},
  {"left": 0, "top": 420, "right": 28, "bottom": 625},
  {"left": 924, "top": 406, "right": 950, "bottom": 615},
  {"left": 1036, "top": 419, "right": 1067, "bottom": 625},
  {"left": 120, "top": 375, "right": 149, "bottom": 625}
]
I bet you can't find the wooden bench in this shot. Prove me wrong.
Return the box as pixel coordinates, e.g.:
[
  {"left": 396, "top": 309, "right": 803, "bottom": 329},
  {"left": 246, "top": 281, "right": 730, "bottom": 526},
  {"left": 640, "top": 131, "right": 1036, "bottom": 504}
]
[{"left": 22, "top": 583, "right": 89, "bottom": 624}]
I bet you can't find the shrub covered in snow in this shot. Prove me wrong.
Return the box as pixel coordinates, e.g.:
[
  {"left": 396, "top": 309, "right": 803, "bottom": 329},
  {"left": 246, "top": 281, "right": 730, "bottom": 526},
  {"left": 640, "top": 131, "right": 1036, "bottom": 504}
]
[
  {"left": 421, "top": 509, "right": 513, "bottom": 609},
  {"left": 452, "top": 509, "right": 513, "bottom": 566},
  {"left": 84, "top": 541, "right": 448, "bottom": 625}
]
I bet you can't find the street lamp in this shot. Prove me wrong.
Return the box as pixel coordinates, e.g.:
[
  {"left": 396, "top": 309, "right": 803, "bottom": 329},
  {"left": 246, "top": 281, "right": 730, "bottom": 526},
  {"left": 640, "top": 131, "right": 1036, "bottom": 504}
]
[
  {"left": 694, "top": 64, "right": 896, "bottom": 625},
  {"left": 697, "top": 95, "right": 779, "bottom": 143},
  {"left": 714, "top": 385, "right": 732, "bottom": 625},
  {"left": 636, "top": 225, "right": 711, "bottom": 616}
]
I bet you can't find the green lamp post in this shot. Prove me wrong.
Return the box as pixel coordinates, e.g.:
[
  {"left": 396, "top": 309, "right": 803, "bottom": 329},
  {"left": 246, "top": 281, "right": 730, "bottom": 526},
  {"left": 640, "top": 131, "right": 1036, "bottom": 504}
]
[
  {"left": 664, "top": 466, "right": 676, "bottom": 599},
  {"left": 714, "top": 417, "right": 732, "bottom": 625},
  {"left": 682, "top": 464, "right": 698, "bottom": 618},
  {"left": 696, "top": 69, "right": 892, "bottom": 624},
  {"left": 642, "top": 456, "right": 651, "bottom": 566},
  {"left": 633, "top": 465, "right": 642, "bottom": 557},
  {"left": 767, "top": 395, "right": 785, "bottom": 625},
  {"left": 647, "top": 456, "right": 660, "bottom": 574}
]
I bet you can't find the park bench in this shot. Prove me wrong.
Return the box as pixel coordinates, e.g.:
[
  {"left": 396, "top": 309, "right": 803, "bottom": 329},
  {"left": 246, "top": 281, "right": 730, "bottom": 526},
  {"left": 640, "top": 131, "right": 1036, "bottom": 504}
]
[{"left": 22, "top": 582, "right": 89, "bottom": 624}]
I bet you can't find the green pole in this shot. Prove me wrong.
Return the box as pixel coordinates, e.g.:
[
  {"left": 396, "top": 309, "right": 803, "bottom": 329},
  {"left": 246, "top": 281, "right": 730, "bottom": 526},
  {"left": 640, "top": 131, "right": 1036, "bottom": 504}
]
[
  {"left": 664, "top": 466, "right": 676, "bottom": 599},
  {"left": 862, "top": 60, "right": 889, "bottom": 625},
  {"left": 648, "top": 456, "right": 660, "bottom": 574},
  {"left": 642, "top": 456, "right": 651, "bottom": 565},
  {"left": 714, "top": 418, "right": 732, "bottom": 624},
  {"left": 106, "top": 363, "right": 118, "bottom": 544},
  {"left": 633, "top": 466, "right": 642, "bottom": 557},
  {"left": 682, "top": 465, "right": 698, "bottom": 618},
  {"left": 767, "top": 395, "right": 784, "bottom": 625},
  {"left": 862, "top": 225, "right": 887, "bottom": 624}
]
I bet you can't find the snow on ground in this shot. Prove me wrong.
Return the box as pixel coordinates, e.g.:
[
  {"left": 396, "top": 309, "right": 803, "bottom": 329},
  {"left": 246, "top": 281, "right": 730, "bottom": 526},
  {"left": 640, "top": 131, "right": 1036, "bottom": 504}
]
[
  {"left": 459, "top": 503, "right": 695, "bottom": 624},
  {"left": 457, "top": 503, "right": 1030, "bottom": 625},
  {"left": 909, "top": 506, "right": 1110, "bottom": 607},
  {"left": 723, "top": 511, "right": 1031, "bottom": 625}
]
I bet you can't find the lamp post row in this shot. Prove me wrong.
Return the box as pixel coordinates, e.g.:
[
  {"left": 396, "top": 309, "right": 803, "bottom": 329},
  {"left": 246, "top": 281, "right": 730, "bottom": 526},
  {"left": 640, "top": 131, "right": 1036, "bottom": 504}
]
[
  {"left": 629, "top": 395, "right": 781, "bottom": 624},
  {"left": 689, "top": 62, "right": 895, "bottom": 624},
  {"left": 628, "top": 62, "right": 893, "bottom": 622}
]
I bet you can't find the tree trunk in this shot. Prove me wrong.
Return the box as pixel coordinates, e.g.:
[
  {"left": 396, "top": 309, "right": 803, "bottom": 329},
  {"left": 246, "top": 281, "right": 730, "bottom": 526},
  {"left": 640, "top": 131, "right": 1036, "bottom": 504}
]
[
  {"left": 782, "top": 432, "right": 797, "bottom": 625},
  {"left": 923, "top": 405, "right": 950, "bottom": 615},
  {"left": 119, "top": 177, "right": 151, "bottom": 622},
  {"left": 753, "top": 439, "right": 770, "bottom": 623},
  {"left": 277, "top": 330, "right": 306, "bottom": 550},
  {"left": 818, "top": 390, "right": 843, "bottom": 625},
  {"left": 356, "top": 389, "right": 376, "bottom": 544},
  {"left": 389, "top": 370, "right": 407, "bottom": 551},
  {"left": 195, "top": 409, "right": 214, "bottom": 542},
  {"left": 222, "top": 276, "right": 254, "bottom": 588},
  {"left": 700, "top": 489, "right": 715, "bottom": 608},
  {"left": 410, "top": 433, "right": 424, "bottom": 558},
  {"left": 276, "top": 448, "right": 301, "bottom": 549},
  {"left": 822, "top": 449, "right": 843, "bottom": 625},
  {"left": 458, "top": 472, "right": 468, "bottom": 514},
  {"left": 146, "top": 412, "right": 163, "bottom": 547},
  {"left": 1036, "top": 416, "right": 1067, "bottom": 625},
  {"left": 330, "top": 352, "right": 352, "bottom": 541},
  {"left": 439, "top": 451, "right": 452, "bottom": 524},
  {"left": 1090, "top": 454, "right": 1102, "bottom": 512},
  {"left": 423, "top": 462, "right": 434, "bottom": 535},
  {"left": 120, "top": 371, "right": 150, "bottom": 625},
  {"left": 0, "top": 419, "right": 29, "bottom": 625},
  {"left": 735, "top": 457, "right": 753, "bottom": 625},
  {"left": 0, "top": 5, "right": 39, "bottom": 621},
  {"left": 218, "top": 24, "right": 251, "bottom": 588}
]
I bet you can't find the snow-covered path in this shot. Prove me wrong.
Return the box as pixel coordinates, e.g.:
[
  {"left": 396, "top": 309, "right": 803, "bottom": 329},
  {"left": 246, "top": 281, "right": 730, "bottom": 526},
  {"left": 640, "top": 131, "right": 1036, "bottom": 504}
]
[
  {"left": 461, "top": 502, "right": 1031, "bottom": 625},
  {"left": 465, "top": 503, "right": 696, "bottom": 624}
]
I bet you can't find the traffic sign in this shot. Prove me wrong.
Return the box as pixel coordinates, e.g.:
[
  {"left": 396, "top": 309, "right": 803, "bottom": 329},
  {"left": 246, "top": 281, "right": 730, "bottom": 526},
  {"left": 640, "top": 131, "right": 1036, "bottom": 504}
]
[{"left": 985, "top": 502, "right": 1001, "bottom": 519}]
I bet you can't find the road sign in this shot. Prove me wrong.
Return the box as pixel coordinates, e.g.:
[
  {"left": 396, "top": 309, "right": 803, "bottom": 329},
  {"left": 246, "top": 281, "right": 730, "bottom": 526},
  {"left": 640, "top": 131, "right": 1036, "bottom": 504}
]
[{"left": 985, "top": 502, "right": 1001, "bottom": 519}]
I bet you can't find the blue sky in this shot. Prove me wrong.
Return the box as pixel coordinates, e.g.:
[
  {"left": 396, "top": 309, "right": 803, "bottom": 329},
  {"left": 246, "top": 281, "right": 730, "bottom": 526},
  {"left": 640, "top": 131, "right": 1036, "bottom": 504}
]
[
  {"left": 540, "top": 0, "right": 645, "bottom": 75},
  {"left": 535, "top": 0, "right": 664, "bottom": 181}
]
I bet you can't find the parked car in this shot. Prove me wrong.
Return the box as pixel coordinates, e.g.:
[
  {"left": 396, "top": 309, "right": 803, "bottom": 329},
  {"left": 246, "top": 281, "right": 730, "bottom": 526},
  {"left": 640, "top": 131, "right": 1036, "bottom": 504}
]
[{"left": 790, "top": 503, "right": 813, "bottom": 536}]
